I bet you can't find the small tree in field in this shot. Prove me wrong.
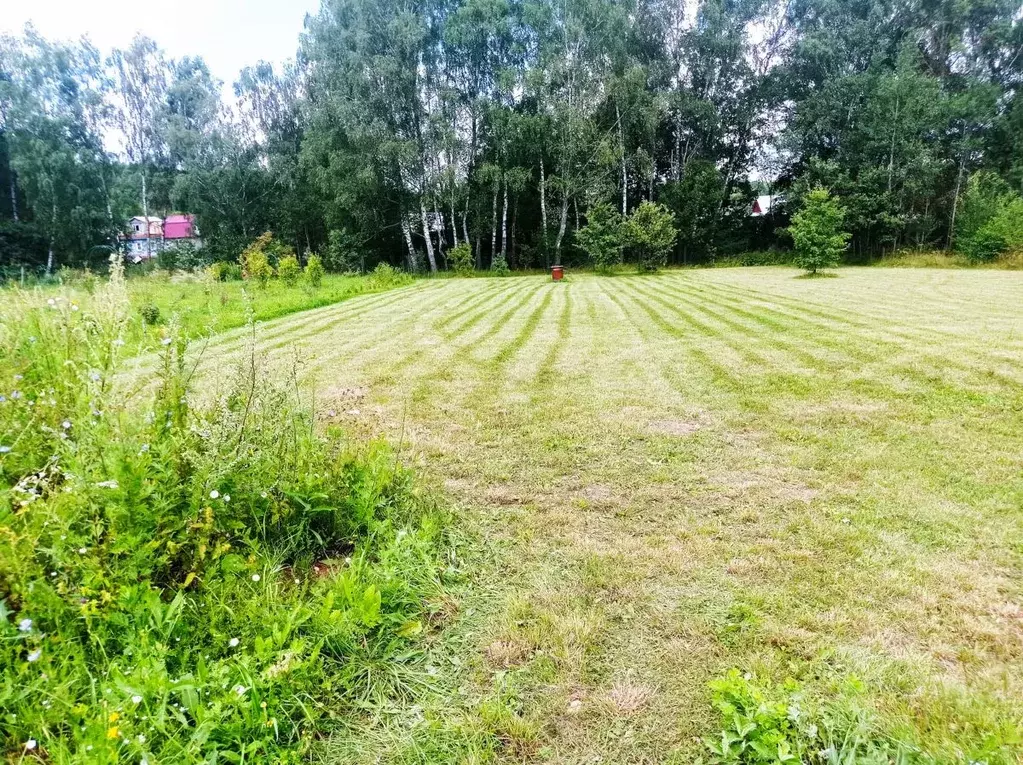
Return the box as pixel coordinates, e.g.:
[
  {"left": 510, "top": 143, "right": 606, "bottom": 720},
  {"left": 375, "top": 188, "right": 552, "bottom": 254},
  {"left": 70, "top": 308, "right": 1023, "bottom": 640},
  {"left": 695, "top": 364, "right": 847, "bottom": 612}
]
[
  {"left": 788, "top": 187, "right": 849, "bottom": 274},
  {"left": 304, "top": 254, "right": 325, "bottom": 287},
  {"left": 448, "top": 243, "right": 474, "bottom": 276},
  {"left": 239, "top": 232, "right": 276, "bottom": 287},
  {"left": 277, "top": 254, "right": 301, "bottom": 286},
  {"left": 625, "top": 201, "right": 677, "bottom": 271},
  {"left": 577, "top": 202, "right": 624, "bottom": 272}
]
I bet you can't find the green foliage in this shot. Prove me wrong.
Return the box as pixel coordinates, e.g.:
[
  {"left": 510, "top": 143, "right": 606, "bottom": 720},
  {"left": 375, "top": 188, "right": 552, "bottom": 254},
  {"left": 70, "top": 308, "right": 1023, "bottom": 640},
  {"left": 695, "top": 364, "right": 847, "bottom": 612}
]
[
  {"left": 788, "top": 187, "right": 850, "bottom": 274},
  {"left": 0, "top": 259, "right": 446, "bottom": 762},
  {"left": 576, "top": 202, "right": 624, "bottom": 272},
  {"left": 624, "top": 201, "right": 678, "bottom": 272},
  {"left": 325, "top": 229, "right": 364, "bottom": 274},
  {"left": 239, "top": 232, "right": 276, "bottom": 287},
  {"left": 207, "top": 261, "right": 243, "bottom": 282},
  {"left": 277, "top": 253, "right": 301, "bottom": 286},
  {"left": 956, "top": 173, "right": 1023, "bottom": 262},
  {"left": 368, "top": 263, "right": 412, "bottom": 289},
  {"left": 448, "top": 243, "right": 474, "bottom": 276},
  {"left": 138, "top": 301, "right": 161, "bottom": 324},
  {"left": 304, "top": 254, "right": 325, "bottom": 287}
]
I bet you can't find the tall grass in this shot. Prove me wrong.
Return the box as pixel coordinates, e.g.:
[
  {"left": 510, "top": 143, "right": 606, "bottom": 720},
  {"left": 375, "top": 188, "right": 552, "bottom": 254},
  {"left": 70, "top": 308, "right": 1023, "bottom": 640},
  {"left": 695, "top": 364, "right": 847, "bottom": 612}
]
[{"left": 0, "top": 258, "right": 445, "bottom": 763}]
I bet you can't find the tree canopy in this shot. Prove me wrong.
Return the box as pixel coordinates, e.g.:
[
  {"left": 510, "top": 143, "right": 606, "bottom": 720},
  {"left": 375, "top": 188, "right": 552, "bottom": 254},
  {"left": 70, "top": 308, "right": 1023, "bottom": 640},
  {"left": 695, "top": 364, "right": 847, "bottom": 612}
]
[{"left": 0, "top": 0, "right": 1020, "bottom": 274}]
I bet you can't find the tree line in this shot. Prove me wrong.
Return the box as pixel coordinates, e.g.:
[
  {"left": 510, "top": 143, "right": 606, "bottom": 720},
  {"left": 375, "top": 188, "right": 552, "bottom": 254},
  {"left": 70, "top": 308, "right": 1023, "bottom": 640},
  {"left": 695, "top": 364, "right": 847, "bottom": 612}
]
[{"left": 1, "top": 0, "right": 1021, "bottom": 275}]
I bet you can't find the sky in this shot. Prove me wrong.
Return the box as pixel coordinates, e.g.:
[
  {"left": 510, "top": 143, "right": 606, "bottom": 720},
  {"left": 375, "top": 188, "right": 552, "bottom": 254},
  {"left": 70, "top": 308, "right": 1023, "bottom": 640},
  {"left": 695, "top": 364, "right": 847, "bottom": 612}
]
[{"left": 1, "top": 0, "right": 321, "bottom": 91}]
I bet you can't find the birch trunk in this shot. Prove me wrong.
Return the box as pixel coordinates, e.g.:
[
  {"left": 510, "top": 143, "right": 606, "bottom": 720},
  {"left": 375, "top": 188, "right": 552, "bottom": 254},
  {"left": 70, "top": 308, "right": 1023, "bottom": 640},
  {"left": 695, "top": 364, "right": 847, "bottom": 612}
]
[
  {"left": 554, "top": 193, "right": 569, "bottom": 258},
  {"left": 617, "top": 103, "right": 627, "bottom": 216},
  {"left": 419, "top": 200, "right": 438, "bottom": 273},
  {"left": 401, "top": 214, "right": 419, "bottom": 272},
  {"left": 46, "top": 197, "right": 56, "bottom": 276},
  {"left": 450, "top": 193, "right": 459, "bottom": 247},
  {"left": 948, "top": 152, "right": 966, "bottom": 251},
  {"left": 500, "top": 177, "right": 509, "bottom": 263},
  {"left": 141, "top": 168, "right": 151, "bottom": 259},
  {"left": 539, "top": 157, "right": 549, "bottom": 267},
  {"left": 9, "top": 172, "right": 18, "bottom": 222},
  {"left": 490, "top": 186, "right": 498, "bottom": 265}
]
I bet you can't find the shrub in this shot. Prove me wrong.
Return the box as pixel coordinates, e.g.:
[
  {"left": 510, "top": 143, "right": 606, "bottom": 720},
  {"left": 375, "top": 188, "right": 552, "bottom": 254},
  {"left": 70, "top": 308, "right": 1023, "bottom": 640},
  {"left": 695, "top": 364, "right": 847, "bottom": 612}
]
[
  {"left": 0, "top": 256, "right": 446, "bottom": 763},
  {"left": 305, "top": 253, "right": 325, "bottom": 287},
  {"left": 368, "top": 262, "right": 412, "bottom": 289},
  {"left": 325, "top": 229, "right": 363, "bottom": 273},
  {"left": 956, "top": 175, "right": 1023, "bottom": 262},
  {"left": 577, "top": 202, "right": 624, "bottom": 272},
  {"left": 448, "top": 243, "right": 474, "bottom": 276},
  {"left": 277, "top": 254, "right": 301, "bottom": 286},
  {"left": 962, "top": 227, "right": 1007, "bottom": 263},
  {"left": 624, "top": 201, "right": 677, "bottom": 272},
  {"left": 206, "top": 261, "right": 242, "bottom": 282},
  {"left": 239, "top": 233, "right": 276, "bottom": 286},
  {"left": 788, "top": 186, "right": 850, "bottom": 274},
  {"left": 139, "top": 301, "right": 161, "bottom": 324}
]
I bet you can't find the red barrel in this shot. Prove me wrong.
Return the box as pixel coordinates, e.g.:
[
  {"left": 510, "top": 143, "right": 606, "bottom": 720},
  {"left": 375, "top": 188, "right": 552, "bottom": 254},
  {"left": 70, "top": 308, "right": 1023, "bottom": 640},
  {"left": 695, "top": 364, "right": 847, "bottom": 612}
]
[{"left": 552, "top": 265, "right": 564, "bottom": 281}]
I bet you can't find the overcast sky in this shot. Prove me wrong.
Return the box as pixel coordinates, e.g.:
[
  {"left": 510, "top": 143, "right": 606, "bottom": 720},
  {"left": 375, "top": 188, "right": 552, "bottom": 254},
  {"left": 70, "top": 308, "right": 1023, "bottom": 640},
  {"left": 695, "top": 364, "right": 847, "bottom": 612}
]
[{"left": 1, "top": 0, "right": 321, "bottom": 90}]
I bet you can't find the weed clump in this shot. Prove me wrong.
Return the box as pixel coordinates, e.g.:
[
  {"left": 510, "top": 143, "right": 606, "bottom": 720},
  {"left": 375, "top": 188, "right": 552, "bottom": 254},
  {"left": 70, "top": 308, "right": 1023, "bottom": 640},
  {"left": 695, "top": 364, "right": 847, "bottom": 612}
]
[{"left": 0, "top": 257, "right": 445, "bottom": 762}]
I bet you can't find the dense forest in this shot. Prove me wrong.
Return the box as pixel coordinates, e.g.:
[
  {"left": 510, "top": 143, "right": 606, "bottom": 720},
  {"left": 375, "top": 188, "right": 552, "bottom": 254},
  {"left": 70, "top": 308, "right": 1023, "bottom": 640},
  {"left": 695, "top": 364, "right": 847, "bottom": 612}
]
[{"left": 1, "top": 0, "right": 1021, "bottom": 275}]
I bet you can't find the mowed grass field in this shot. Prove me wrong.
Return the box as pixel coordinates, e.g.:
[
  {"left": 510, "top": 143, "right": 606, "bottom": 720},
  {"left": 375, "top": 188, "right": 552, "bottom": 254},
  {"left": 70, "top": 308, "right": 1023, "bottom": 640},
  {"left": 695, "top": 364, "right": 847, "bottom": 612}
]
[{"left": 201, "top": 268, "right": 1023, "bottom": 762}]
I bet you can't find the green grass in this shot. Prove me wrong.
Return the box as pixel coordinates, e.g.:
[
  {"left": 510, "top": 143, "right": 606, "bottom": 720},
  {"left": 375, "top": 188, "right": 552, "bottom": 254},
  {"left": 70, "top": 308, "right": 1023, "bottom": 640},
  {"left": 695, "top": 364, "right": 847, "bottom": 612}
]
[
  {"left": 9, "top": 270, "right": 412, "bottom": 346},
  {"left": 187, "top": 267, "right": 1023, "bottom": 763}
]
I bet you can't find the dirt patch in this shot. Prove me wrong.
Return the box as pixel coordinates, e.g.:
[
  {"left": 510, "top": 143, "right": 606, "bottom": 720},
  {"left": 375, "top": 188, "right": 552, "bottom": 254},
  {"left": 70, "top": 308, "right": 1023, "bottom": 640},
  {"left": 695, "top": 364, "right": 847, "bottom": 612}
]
[
  {"left": 484, "top": 638, "right": 532, "bottom": 668},
  {"left": 648, "top": 419, "right": 702, "bottom": 436},
  {"left": 604, "top": 682, "right": 654, "bottom": 716}
]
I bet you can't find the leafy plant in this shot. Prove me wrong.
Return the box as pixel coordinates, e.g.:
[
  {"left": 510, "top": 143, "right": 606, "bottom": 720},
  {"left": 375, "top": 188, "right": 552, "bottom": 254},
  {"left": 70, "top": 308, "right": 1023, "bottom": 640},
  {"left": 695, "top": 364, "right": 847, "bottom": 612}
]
[
  {"left": 788, "top": 187, "right": 850, "bottom": 275},
  {"left": 0, "top": 257, "right": 447, "bottom": 762},
  {"left": 138, "top": 301, "right": 161, "bottom": 324},
  {"left": 368, "top": 262, "right": 412, "bottom": 288},
  {"left": 577, "top": 202, "right": 624, "bottom": 272},
  {"left": 624, "top": 201, "right": 677, "bottom": 272},
  {"left": 448, "top": 243, "right": 474, "bottom": 276},
  {"left": 277, "top": 253, "right": 301, "bottom": 286},
  {"left": 325, "top": 229, "right": 364, "bottom": 273},
  {"left": 305, "top": 253, "right": 325, "bottom": 287},
  {"left": 239, "top": 232, "right": 276, "bottom": 286}
]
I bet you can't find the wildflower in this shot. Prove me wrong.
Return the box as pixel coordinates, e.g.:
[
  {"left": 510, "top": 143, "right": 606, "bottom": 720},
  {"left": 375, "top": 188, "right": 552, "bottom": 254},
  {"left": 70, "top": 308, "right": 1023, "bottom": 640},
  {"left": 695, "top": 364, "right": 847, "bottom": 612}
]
[
  {"left": 841, "top": 517, "right": 850, "bottom": 524},
  {"left": 18, "top": 618, "right": 32, "bottom": 632},
  {"left": 10, "top": 390, "right": 21, "bottom": 399},
  {"left": 107, "top": 726, "right": 119, "bottom": 738},
  {"left": 229, "top": 638, "right": 240, "bottom": 648},
  {"left": 72, "top": 304, "right": 79, "bottom": 311},
  {"left": 209, "top": 490, "right": 220, "bottom": 499},
  {"left": 89, "top": 370, "right": 101, "bottom": 382},
  {"left": 131, "top": 694, "right": 143, "bottom": 704},
  {"left": 47, "top": 298, "right": 55, "bottom": 306},
  {"left": 223, "top": 494, "right": 230, "bottom": 503},
  {"left": 141, "top": 759, "right": 149, "bottom": 765},
  {"left": 0, "top": 446, "right": 11, "bottom": 454},
  {"left": 260, "top": 491, "right": 268, "bottom": 498},
  {"left": 27, "top": 649, "right": 42, "bottom": 662},
  {"left": 96, "top": 480, "right": 119, "bottom": 489},
  {"left": 14, "top": 374, "right": 22, "bottom": 381},
  {"left": 233, "top": 684, "right": 247, "bottom": 696},
  {"left": 114, "top": 338, "right": 125, "bottom": 346},
  {"left": 251, "top": 574, "right": 260, "bottom": 582},
  {"left": 161, "top": 337, "right": 172, "bottom": 346},
  {"left": 137, "top": 734, "right": 145, "bottom": 742},
  {"left": 140, "top": 443, "right": 150, "bottom": 453},
  {"left": 78, "top": 547, "right": 88, "bottom": 554},
  {"left": 25, "top": 739, "right": 37, "bottom": 750},
  {"left": 62, "top": 420, "right": 71, "bottom": 429}
]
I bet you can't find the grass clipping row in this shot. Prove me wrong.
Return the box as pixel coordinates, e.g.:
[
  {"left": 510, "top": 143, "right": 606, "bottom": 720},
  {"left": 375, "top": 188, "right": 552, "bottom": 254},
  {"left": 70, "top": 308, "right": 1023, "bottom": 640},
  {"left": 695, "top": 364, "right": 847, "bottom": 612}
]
[{"left": 0, "top": 259, "right": 446, "bottom": 763}]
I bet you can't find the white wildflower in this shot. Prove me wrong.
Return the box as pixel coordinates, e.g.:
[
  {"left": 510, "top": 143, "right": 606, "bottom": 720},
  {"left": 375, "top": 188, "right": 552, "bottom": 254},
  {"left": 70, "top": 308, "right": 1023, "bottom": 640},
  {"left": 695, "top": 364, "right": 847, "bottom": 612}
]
[
  {"left": 89, "top": 370, "right": 101, "bottom": 382},
  {"left": 132, "top": 695, "right": 143, "bottom": 704},
  {"left": 251, "top": 574, "right": 260, "bottom": 582},
  {"left": 18, "top": 618, "right": 32, "bottom": 632},
  {"left": 229, "top": 638, "right": 240, "bottom": 647},
  {"left": 223, "top": 494, "right": 230, "bottom": 503},
  {"left": 27, "top": 649, "right": 42, "bottom": 662},
  {"left": 25, "top": 739, "right": 37, "bottom": 750},
  {"left": 233, "top": 684, "right": 247, "bottom": 696},
  {"left": 62, "top": 420, "right": 71, "bottom": 429},
  {"left": 209, "top": 490, "right": 220, "bottom": 499},
  {"left": 78, "top": 547, "right": 88, "bottom": 554},
  {"left": 161, "top": 337, "right": 172, "bottom": 346},
  {"left": 96, "top": 480, "right": 119, "bottom": 489},
  {"left": 0, "top": 446, "right": 12, "bottom": 454}
]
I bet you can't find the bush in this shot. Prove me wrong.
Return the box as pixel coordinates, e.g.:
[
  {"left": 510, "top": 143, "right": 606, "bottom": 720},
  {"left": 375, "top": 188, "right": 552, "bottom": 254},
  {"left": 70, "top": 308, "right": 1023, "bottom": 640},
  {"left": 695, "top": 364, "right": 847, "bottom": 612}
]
[
  {"left": 0, "top": 257, "right": 446, "bottom": 763},
  {"left": 448, "top": 243, "right": 474, "bottom": 276},
  {"left": 305, "top": 254, "right": 325, "bottom": 287},
  {"left": 788, "top": 186, "right": 850, "bottom": 274},
  {"left": 577, "top": 202, "right": 624, "bottom": 272},
  {"left": 277, "top": 254, "right": 301, "bottom": 286},
  {"left": 624, "top": 201, "right": 677, "bottom": 272},
  {"left": 962, "top": 227, "right": 1008, "bottom": 263},
  {"left": 239, "top": 233, "right": 276, "bottom": 287},
  {"left": 956, "top": 175, "right": 1023, "bottom": 263},
  {"left": 325, "top": 229, "right": 363, "bottom": 273},
  {"left": 368, "top": 262, "right": 412, "bottom": 289},
  {"left": 139, "top": 302, "right": 161, "bottom": 324},
  {"left": 207, "top": 261, "right": 242, "bottom": 281}
]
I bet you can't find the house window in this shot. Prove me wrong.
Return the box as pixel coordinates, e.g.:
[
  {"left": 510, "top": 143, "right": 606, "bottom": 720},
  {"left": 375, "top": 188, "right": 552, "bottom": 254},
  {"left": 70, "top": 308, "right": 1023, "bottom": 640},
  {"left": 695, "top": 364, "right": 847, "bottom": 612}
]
[{"left": 134, "top": 223, "right": 140, "bottom": 232}]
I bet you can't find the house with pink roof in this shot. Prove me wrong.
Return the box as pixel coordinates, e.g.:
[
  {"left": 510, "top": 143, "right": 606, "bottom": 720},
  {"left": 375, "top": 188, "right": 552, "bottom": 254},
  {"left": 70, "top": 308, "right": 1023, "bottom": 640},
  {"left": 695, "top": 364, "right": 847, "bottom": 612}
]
[{"left": 121, "top": 214, "right": 201, "bottom": 262}]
